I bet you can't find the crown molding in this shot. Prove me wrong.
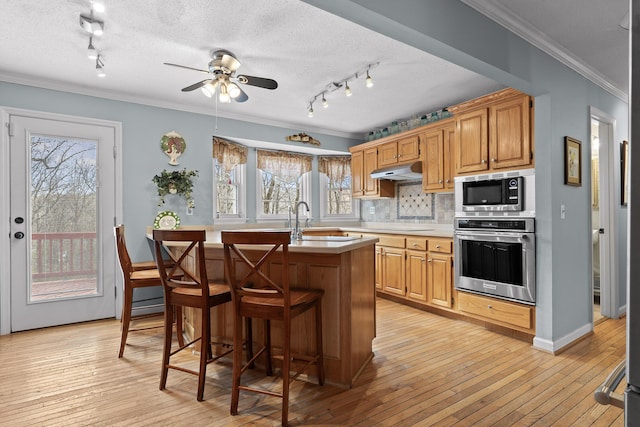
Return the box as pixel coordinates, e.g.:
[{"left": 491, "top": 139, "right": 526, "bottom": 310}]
[
  {"left": 0, "top": 73, "right": 360, "bottom": 140},
  {"left": 461, "top": 0, "right": 628, "bottom": 102}
]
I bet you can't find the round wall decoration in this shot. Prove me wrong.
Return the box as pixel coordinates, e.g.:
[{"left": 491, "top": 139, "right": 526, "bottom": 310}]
[
  {"left": 153, "top": 210, "right": 180, "bottom": 230},
  {"left": 161, "top": 131, "right": 186, "bottom": 165}
]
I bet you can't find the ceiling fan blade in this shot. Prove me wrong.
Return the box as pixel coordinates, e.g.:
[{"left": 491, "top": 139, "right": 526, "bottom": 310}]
[
  {"left": 181, "top": 80, "right": 210, "bottom": 92},
  {"left": 237, "top": 75, "right": 278, "bottom": 90},
  {"left": 164, "top": 62, "right": 210, "bottom": 74}
]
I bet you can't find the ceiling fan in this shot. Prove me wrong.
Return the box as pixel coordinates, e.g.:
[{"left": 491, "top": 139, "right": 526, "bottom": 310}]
[{"left": 164, "top": 49, "right": 278, "bottom": 103}]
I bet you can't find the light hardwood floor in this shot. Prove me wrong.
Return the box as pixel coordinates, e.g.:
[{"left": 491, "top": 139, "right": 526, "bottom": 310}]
[{"left": 0, "top": 298, "right": 625, "bottom": 426}]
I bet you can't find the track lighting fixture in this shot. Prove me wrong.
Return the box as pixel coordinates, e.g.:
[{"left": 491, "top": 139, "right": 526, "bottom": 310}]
[
  {"left": 80, "top": 13, "right": 104, "bottom": 36},
  {"left": 87, "top": 37, "right": 98, "bottom": 60},
  {"left": 366, "top": 70, "right": 374, "bottom": 88},
  {"left": 305, "top": 62, "right": 379, "bottom": 117},
  {"left": 95, "top": 54, "right": 106, "bottom": 77},
  {"left": 344, "top": 82, "right": 352, "bottom": 97}
]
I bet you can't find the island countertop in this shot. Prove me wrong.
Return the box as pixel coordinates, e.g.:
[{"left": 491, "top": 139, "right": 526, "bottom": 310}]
[{"left": 148, "top": 229, "right": 379, "bottom": 255}]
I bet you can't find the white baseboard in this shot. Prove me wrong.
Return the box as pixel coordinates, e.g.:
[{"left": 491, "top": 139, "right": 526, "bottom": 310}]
[
  {"left": 130, "top": 304, "right": 163, "bottom": 318},
  {"left": 533, "top": 322, "right": 593, "bottom": 354}
]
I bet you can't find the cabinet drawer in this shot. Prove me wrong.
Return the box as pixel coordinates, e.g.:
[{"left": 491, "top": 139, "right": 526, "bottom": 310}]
[
  {"left": 406, "top": 237, "right": 428, "bottom": 251},
  {"left": 457, "top": 292, "right": 532, "bottom": 330},
  {"left": 428, "top": 239, "right": 452, "bottom": 254},
  {"left": 376, "top": 235, "right": 406, "bottom": 248}
]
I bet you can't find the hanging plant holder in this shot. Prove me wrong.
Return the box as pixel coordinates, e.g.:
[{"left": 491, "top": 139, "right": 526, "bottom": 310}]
[{"left": 152, "top": 168, "right": 198, "bottom": 208}]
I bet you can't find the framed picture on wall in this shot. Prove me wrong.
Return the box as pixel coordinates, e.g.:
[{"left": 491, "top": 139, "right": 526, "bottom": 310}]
[
  {"left": 564, "top": 136, "right": 582, "bottom": 187},
  {"left": 621, "top": 140, "right": 629, "bottom": 205}
]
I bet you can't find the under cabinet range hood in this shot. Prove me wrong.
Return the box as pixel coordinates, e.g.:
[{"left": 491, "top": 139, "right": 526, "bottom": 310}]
[{"left": 370, "top": 161, "right": 422, "bottom": 181}]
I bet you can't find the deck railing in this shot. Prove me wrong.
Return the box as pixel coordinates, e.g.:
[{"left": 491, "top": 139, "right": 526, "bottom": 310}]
[{"left": 31, "top": 232, "right": 97, "bottom": 280}]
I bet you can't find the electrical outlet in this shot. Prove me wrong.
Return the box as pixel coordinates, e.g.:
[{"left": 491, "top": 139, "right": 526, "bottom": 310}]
[
  {"left": 560, "top": 204, "right": 566, "bottom": 219},
  {"left": 369, "top": 206, "right": 375, "bottom": 215}
]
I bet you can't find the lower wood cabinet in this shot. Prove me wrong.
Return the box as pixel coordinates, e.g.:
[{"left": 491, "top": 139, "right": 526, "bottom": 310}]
[{"left": 457, "top": 291, "right": 534, "bottom": 332}]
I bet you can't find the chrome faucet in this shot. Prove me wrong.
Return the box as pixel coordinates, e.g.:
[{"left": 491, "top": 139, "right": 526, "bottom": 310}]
[{"left": 294, "top": 201, "right": 310, "bottom": 241}]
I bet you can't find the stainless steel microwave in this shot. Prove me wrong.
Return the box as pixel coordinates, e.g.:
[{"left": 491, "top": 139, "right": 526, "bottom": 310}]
[{"left": 454, "top": 169, "right": 535, "bottom": 215}]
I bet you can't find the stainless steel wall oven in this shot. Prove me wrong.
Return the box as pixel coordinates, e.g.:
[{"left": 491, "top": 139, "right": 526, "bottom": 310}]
[{"left": 454, "top": 217, "right": 536, "bottom": 305}]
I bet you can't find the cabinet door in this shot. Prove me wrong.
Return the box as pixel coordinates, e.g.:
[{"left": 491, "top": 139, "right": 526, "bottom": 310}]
[
  {"left": 363, "top": 147, "right": 379, "bottom": 196},
  {"left": 490, "top": 95, "right": 532, "bottom": 170},
  {"left": 381, "top": 247, "right": 405, "bottom": 296},
  {"left": 443, "top": 124, "right": 456, "bottom": 190},
  {"left": 397, "top": 135, "right": 420, "bottom": 163},
  {"left": 429, "top": 253, "right": 452, "bottom": 308},
  {"left": 378, "top": 142, "right": 398, "bottom": 166},
  {"left": 422, "top": 130, "right": 444, "bottom": 192},
  {"left": 351, "top": 150, "right": 364, "bottom": 197},
  {"left": 406, "top": 250, "right": 427, "bottom": 302},
  {"left": 455, "top": 108, "right": 489, "bottom": 174}
]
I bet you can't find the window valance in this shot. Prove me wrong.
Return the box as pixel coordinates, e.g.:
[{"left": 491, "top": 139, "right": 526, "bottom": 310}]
[
  {"left": 257, "top": 149, "right": 312, "bottom": 177},
  {"left": 213, "top": 137, "right": 248, "bottom": 172},
  {"left": 318, "top": 156, "right": 351, "bottom": 184}
]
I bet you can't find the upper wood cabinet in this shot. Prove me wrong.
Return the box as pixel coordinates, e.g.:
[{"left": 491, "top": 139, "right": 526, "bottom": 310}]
[
  {"left": 490, "top": 95, "right": 532, "bottom": 170},
  {"left": 422, "top": 121, "right": 455, "bottom": 192},
  {"left": 378, "top": 135, "right": 420, "bottom": 166},
  {"left": 449, "top": 88, "right": 533, "bottom": 176},
  {"left": 349, "top": 146, "right": 394, "bottom": 199}
]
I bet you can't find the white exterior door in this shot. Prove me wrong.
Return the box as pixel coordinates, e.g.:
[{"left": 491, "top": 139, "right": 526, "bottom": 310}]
[{"left": 8, "top": 114, "right": 118, "bottom": 332}]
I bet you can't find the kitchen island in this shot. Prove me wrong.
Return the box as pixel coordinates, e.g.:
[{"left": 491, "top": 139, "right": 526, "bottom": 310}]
[{"left": 158, "top": 229, "right": 378, "bottom": 388}]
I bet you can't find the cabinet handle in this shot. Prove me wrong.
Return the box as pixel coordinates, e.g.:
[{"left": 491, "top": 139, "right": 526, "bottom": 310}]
[
  {"left": 412, "top": 242, "right": 418, "bottom": 247},
  {"left": 491, "top": 158, "right": 496, "bottom": 162},
  {"left": 481, "top": 159, "right": 486, "bottom": 164},
  {"left": 487, "top": 305, "right": 493, "bottom": 309},
  {"left": 421, "top": 258, "right": 425, "bottom": 262},
  {"left": 428, "top": 259, "right": 432, "bottom": 263},
  {"left": 436, "top": 244, "right": 441, "bottom": 248},
  {"left": 439, "top": 180, "right": 442, "bottom": 184},
  {"left": 446, "top": 179, "right": 450, "bottom": 183}
]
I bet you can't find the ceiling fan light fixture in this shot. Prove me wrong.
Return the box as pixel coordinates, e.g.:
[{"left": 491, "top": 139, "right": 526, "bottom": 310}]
[
  {"left": 201, "top": 81, "right": 218, "bottom": 98},
  {"left": 219, "top": 82, "right": 231, "bottom": 103},
  {"left": 366, "top": 71, "right": 374, "bottom": 88},
  {"left": 227, "top": 82, "right": 241, "bottom": 98},
  {"left": 344, "top": 82, "right": 352, "bottom": 97}
]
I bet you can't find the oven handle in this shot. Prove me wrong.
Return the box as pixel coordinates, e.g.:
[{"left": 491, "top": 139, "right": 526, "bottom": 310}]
[{"left": 454, "top": 230, "right": 534, "bottom": 240}]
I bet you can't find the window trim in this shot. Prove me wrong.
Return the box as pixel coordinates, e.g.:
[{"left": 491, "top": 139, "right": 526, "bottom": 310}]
[{"left": 212, "top": 160, "right": 247, "bottom": 224}]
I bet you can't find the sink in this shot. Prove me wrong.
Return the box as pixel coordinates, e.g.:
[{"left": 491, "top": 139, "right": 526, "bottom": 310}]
[{"left": 300, "top": 235, "right": 360, "bottom": 242}]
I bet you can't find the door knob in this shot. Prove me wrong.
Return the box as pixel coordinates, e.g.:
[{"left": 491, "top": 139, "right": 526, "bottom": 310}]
[{"left": 14, "top": 232, "right": 25, "bottom": 239}]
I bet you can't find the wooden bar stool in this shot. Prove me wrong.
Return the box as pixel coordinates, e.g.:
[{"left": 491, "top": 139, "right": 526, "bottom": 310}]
[
  {"left": 222, "top": 230, "right": 324, "bottom": 427},
  {"left": 153, "top": 229, "right": 232, "bottom": 401},
  {"left": 114, "top": 224, "right": 181, "bottom": 358}
]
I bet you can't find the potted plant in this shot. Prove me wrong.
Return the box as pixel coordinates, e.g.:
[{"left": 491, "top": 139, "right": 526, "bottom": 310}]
[{"left": 152, "top": 168, "right": 198, "bottom": 208}]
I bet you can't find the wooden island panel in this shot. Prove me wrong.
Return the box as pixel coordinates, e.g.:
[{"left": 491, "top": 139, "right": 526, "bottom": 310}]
[{"left": 177, "top": 243, "right": 376, "bottom": 388}]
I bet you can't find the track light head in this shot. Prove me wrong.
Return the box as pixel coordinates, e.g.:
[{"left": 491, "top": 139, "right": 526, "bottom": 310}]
[
  {"left": 80, "top": 13, "right": 104, "bottom": 36},
  {"left": 344, "top": 82, "right": 352, "bottom": 97},
  {"left": 366, "top": 71, "right": 374, "bottom": 88},
  {"left": 322, "top": 94, "right": 328, "bottom": 108}
]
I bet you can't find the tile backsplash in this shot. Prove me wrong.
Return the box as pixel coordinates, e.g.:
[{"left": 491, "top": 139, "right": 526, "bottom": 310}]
[{"left": 360, "top": 180, "right": 454, "bottom": 224}]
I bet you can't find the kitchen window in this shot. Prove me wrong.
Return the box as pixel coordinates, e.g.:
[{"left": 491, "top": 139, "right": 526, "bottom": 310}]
[
  {"left": 256, "top": 149, "right": 311, "bottom": 220},
  {"left": 213, "top": 137, "right": 247, "bottom": 221},
  {"left": 319, "top": 155, "right": 359, "bottom": 220}
]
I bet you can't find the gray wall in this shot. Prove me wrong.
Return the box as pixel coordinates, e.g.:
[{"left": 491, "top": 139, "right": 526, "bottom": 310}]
[
  {"left": 0, "top": 82, "right": 359, "bottom": 263},
  {"left": 303, "top": 0, "right": 629, "bottom": 346}
]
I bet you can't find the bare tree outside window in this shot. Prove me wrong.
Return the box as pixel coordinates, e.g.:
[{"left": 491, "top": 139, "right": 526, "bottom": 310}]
[
  {"left": 258, "top": 150, "right": 312, "bottom": 216},
  {"left": 319, "top": 156, "right": 353, "bottom": 216},
  {"left": 30, "top": 135, "right": 98, "bottom": 299},
  {"left": 215, "top": 163, "right": 238, "bottom": 215}
]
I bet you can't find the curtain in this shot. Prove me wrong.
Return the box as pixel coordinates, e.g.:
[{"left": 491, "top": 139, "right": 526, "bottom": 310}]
[
  {"left": 257, "top": 149, "right": 312, "bottom": 177},
  {"left": 318, "top": 156, "right": 351, "bottom": 186},
  {"left": 212, "top": 137, "right": 248, "bottom": 172}
]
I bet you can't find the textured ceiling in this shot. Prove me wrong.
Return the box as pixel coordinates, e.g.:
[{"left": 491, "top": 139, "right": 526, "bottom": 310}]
[
  {"left": 0, "top": 0, "right": 503, "bottom": 139},
  {"left": 0, "top": 0, "right": 628, "bottom": 141}
]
